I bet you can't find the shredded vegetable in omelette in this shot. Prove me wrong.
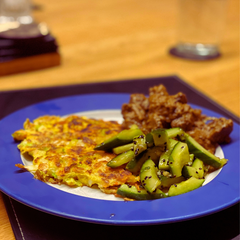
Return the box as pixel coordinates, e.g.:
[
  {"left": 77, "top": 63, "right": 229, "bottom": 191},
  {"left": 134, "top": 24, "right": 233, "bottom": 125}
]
[{"left": 12, "top": 115, "right": 139, "bottom": 194}]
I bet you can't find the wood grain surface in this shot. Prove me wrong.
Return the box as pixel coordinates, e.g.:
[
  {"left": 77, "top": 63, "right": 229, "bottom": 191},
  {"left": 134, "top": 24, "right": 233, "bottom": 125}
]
[{"left": 0, "top": 0, "right": 239, "bottom": 239}]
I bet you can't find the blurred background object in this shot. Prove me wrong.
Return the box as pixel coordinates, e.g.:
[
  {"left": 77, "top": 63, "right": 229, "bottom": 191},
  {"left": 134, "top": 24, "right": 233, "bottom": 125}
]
[
  {"left": 0, "top": 0, "right": 33, "bottom": 24},
  {"left": 169, "top": 0, "right": 227, "bottom": 60},
  {"left": 0, "top": 0, "right": 60, "bottom": 76},
  {"left": 0, "top": 0, "right": 238, "bottom": 115}
]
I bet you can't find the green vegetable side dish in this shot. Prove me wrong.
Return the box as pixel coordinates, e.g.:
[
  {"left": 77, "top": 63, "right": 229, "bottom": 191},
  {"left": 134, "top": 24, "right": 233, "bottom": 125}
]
[{"left": 94, "top": 127, "right": 228, "bottom": 201}]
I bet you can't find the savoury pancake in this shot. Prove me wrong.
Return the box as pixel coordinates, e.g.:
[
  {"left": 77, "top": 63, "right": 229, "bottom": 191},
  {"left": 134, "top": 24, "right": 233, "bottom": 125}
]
[{"left": 12, "top": 115, "right": 139, "bottom": 193}]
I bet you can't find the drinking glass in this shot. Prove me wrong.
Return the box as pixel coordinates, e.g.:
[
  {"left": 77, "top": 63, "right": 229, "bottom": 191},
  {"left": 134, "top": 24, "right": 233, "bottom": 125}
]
[
  {"left": 0, "top": 0, "right": 33, "bottom": 24},
  {"left": 169, "top": 0, "right": 227, "bottom": 60}
]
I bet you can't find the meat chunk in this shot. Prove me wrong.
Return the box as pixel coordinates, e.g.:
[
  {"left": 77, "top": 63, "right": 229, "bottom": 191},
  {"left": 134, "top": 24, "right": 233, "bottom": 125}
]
[
  {"left": 206, "top": 117, "right": 233, "bottom": 143},
  {"left": 186, "top": 117, "right": 233, "bottom": 153},
  {"left": 149, "top": 84, "right": 169, "bottom": 96},
  {"left": 121, "top": 94, "right": 148, "bottom": 129},
  {"left": 121, "top": 84, "right": 233, "bottom": 153},
  {"left": 146, "top": 92, "right": 200, "bottom": 131}
]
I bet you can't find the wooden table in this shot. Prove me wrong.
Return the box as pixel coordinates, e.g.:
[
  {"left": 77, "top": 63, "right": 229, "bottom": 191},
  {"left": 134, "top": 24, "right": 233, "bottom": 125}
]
[{"left": 0, "top": 0, "right": 239, "bottom": 239}]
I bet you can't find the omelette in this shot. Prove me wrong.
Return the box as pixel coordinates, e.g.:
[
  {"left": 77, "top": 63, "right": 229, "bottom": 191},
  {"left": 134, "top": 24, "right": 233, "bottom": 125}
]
[{"left": 12, "top": 115, "right": 139, "bottom": 194}]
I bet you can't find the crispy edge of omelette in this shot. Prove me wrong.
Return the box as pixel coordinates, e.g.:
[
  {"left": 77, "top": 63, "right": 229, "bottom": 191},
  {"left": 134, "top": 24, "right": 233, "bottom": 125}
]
[{"left": 13, "top": 115, "right": 140, "bottom": 194}]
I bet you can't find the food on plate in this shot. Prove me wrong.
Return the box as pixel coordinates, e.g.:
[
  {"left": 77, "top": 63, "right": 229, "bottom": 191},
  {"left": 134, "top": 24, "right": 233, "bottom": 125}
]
[
  {"left": 121, "top": 84, "right": 233, "bottom": 154},
  {"left": 12, "top": 84, "right": 233, "bottom": 200},
  {"left": 12, "top": 115, "right": 139, "bottom": 194},
  {"left": 95, "top": 126, "right": 228, "bottom": 200}
]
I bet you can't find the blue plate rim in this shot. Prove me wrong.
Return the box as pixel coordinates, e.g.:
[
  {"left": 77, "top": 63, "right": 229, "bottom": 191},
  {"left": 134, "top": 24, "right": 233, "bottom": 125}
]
[{"left": 0, "top": 93, "right": 239, "bottom": 225}]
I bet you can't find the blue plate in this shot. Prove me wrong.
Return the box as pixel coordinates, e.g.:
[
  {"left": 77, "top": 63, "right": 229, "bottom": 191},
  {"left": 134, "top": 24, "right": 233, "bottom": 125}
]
[{"left": 0, "top": 93, "right": 239, "bottom": 225}]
